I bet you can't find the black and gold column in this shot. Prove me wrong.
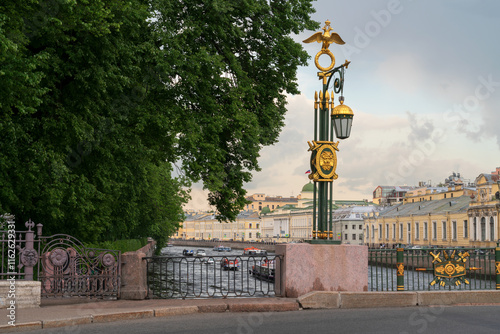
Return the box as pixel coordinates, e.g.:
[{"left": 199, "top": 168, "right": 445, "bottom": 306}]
[{"left": 303, "top": 20, "right": 354, "bottom": 244}]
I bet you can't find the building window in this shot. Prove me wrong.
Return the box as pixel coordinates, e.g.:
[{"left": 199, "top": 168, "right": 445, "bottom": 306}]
[
  {"left": 249, "top": 232, "right": 252, "bottom": 238},
  {"left": 359, "top": 224, "right": 362, "bottom": 229},
  {"left": 424, "top": 222, "right": 428, "bottom": 240},
  {"left": 378, "top": 224, "right": 382, "bottom": 240},
  {"left": 432, "top": 221, "right": 437, "bottom": 240},
  {"left": 452, "top": 221, "right": 457, "bottom": 240},
  {"left": 386, "top": 224, "right": 389, "bottom": 240},
  {"left": 442, "top": 221, "right": 447, "bottom": 240},
  {"left": 481, "top": 217, "right": 486, "bottom": 241},
  {"left": 345, "top": 234, "right": 348, "bottom": 240},
  {"left": 490, "top": 217, "right": 495, "bottom": 241},
  {"left": 392, "top": 224, "right": 396, "bottom": 240},
  {"left": 407, "top": 223, "right": 411, "bottom": 244},
  {"left": 463, "top": 220, "right": 468, "bottom": 238},
  {"left": 345, "top": 224, "right": 348, "bottom": 230},
  {"left": 473, "top": 218, "right": 477, "bottom": 241},
  {"left": 415, "top": 222, "right": 420, "bottom": 240},
  {"left": 249, "top": 223, "right": 252, "bottom": 228},
  {"left": 353, "top": 234, "right": 356, "bottom": 240},
  {"left": 399, "top": 224, "right": 403, "bottom": 240},
  {"left": 371, "top": 225, "right": 375, "bottom": 240}
]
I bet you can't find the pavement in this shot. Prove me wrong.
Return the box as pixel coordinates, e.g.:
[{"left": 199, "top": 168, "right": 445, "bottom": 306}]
[
  {"left": 4, "top": 290, "right": 500, "bottom": 332},
  {"left": 0, "top": 297, "right": 299, "bottom": 333}
]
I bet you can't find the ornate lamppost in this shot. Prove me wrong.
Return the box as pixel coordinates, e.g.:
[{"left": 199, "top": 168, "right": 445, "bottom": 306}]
[{"left": 303, "top": 20, "right": 354, "bottom": 244}]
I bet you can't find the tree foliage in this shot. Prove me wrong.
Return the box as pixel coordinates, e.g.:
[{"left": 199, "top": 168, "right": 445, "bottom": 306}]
[{"left": 0, "top": 0, "right": 318, "bottom": 245}]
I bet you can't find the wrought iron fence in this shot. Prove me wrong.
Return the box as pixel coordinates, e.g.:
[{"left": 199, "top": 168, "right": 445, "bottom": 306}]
[
  {"left": 1, "top": 216, "right": 121, "bottom": 298},
  {"left": 369, "top": 246, "right": 500, "bottom": 291},
  {"left": 38, "top": 234, "right": 121, "bottom": 298},
  {"left": 145, "top": 255, "right": 282, "bottom": 299}
]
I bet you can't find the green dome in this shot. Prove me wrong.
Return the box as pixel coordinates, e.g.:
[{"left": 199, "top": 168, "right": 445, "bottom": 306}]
[{"left": 302, "top": 182, "right": 314, "bottom": 192}]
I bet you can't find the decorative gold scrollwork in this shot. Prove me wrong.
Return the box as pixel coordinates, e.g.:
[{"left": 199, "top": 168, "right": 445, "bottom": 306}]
[{"left": 397, "top": 263, "right": 404, "bottom": 276}]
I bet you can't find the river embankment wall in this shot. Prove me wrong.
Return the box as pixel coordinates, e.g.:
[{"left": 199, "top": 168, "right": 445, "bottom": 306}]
[{"left": 169, "top": 239, "right": 277, "bottom": 252}]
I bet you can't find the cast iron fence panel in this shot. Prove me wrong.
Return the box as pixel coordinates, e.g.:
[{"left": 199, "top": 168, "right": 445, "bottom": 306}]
[
  {"left": 0, "top": 216, "right": 121, "bottom": 298},
  {"left": 38, "top": 234, "right": 121, "bottom": 298},
  {"left": 145, "top": 255, "right": 282, "bottom": 299},
  {"left": 369, "top": 247, "right": 498, "bottom": 291}
]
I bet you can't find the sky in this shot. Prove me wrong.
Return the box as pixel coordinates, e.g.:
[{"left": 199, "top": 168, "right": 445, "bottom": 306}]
[{"left": 185, "top": 0, "right": 500, "bottom": 210}]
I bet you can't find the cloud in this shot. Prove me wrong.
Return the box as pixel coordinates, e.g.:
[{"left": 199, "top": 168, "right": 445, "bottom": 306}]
[
  {"left": 375, "top": 54, "right": 426, "bottom": 94},
  {"left": 185, "top": 0, "right": 500, "bottom": 211}
]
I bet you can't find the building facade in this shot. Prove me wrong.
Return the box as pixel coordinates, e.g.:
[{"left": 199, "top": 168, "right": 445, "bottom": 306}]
[
  {"left": 176, "top": 211, "right": 261, "bottom": 241},
  {"left": 467, "top": 172, "right": 500, "bottom": 248},
  {"left": 364, "top": 194, "right": 472, "bottom": 248},
  {"left": 244, "top": 193, "right": 298, "bottom": 212},
  {"left": 372, "top": 186, "right": 415, "bottom": 205},
  {"left": 364, "top": 169, "right": 500, "bottom": 248},
  {"left": 333, "top": 206, "right": 378, "bottom": 245}
]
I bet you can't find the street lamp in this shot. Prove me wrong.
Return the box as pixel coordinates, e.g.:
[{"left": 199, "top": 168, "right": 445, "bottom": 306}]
[
  {"left": 303, "top": 20, "right": 354, "bottom": 243},
  {"left": 332, "top": 100, "right": 354, "bottom": 140}
]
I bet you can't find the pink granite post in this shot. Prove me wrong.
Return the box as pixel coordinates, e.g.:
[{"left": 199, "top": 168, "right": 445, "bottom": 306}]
[
  {"left": 275, "top": 244, "right": 368, "bottom": 298},
  {"left": 120, "top": 238, "right": 156, "bottom": 299}
]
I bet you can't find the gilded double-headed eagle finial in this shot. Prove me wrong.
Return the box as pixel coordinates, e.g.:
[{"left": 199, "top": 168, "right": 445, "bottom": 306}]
[
  {"left": 303, "top": 20, "right": 345, "bottom": 72},
  {"left": 303, "top": 20, "right": 345, "bottom": 50}
]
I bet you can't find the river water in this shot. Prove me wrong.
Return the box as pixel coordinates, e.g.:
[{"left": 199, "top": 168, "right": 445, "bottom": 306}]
[{"left": 147, "top": 246, "right": 277, "bottom": 298}]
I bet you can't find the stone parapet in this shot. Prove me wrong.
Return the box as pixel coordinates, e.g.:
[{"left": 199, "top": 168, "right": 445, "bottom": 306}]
[
  {"left": 120, "top": 239, "right": 156, "bottom": 300},
  {"left": 275, "top": 243, "right": 368, "bottom": 298}
]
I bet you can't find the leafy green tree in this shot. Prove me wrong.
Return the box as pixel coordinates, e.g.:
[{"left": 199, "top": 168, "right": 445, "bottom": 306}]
[
  {"left": 0, "top": 0, "right": 318, "bottom": 246},
  {"left": 151, "top": 0, "right": 318, "bottom": 221}
]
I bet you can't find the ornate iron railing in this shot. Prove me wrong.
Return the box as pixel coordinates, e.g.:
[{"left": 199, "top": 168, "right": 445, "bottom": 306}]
[
  {"left": 1, "top": 216, "right": 121, "bottom": 298},
  {"left": 38, "top": 234, "right": 121, "bottom": 298},
  {"left": 368, "top": 246, "right": 500, "bottom": 291},
  {"left": 145, "top": 255, "right": 282, "bottom": 299}
]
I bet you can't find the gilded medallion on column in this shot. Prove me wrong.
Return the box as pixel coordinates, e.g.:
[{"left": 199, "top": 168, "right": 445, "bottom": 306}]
[{"left": 307, "top": 140, "right": 339, "bottom": 182}]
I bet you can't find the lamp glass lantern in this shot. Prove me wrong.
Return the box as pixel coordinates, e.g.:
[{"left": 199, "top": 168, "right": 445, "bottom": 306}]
[{"left": 331, "top": 100, "right": 354, "bottom": 139}]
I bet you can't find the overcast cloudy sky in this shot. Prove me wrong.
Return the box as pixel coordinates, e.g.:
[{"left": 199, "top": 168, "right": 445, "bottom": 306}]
[{"left": 186, "top": 0, "right": 500, "bottom": 210}]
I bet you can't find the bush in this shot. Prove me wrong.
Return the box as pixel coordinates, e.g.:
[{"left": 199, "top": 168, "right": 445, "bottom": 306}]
[{"left": 85, "top": 238, "right": 149, "bottom": 253}]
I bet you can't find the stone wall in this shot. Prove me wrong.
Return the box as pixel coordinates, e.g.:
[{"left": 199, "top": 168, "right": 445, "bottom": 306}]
[{"left": 120, "top": 238, "right": 156, "bottom": 300}]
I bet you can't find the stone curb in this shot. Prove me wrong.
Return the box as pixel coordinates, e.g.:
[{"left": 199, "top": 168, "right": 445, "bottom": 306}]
[
  {"left": 228, "top": 302, "right": 299, "bottom": 312},
  {"left": 0, "top": 322, "right": 42, "bottom": 333},
  {"left": 154, "top": 306, "right": 199, "bottom": 317},
  {"left": 92, "top": 310, "right": 155, "bottom": 323},
  {"left": 42, "top": 316, "right": 92, "bottom": 328},
  {"left": 297, "top": 291, "right": 500, "bottom": 309},
  {"left": 0, "top": 301, "right": 299, "bottom": 333}
]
